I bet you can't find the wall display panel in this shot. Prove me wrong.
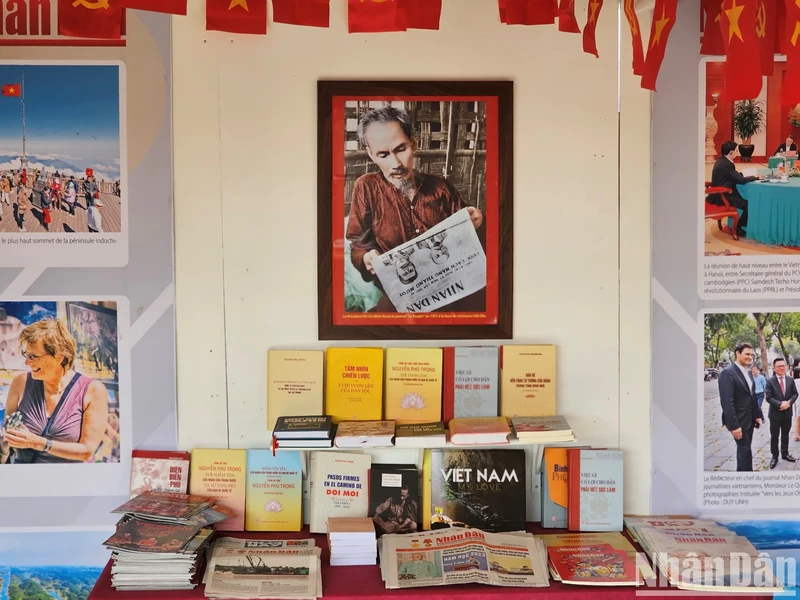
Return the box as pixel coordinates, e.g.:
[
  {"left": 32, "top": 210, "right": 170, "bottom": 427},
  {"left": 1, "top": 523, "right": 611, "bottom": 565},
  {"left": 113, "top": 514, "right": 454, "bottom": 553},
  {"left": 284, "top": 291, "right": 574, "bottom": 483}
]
[
  {"left": 0, "top": 10, "right": 176, "bottom": 531},
  {"left": 652, "top": 0, "right": 800, "bottom": 515}
]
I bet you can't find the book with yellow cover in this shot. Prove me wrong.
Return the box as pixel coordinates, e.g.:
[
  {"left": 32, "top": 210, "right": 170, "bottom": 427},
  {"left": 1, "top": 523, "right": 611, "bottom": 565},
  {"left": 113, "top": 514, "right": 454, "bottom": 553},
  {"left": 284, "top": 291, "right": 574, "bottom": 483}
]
[
  {"left": 384, "top": 347, "right": 443, "bottom": 424},
  {"left": 267, "top": 350, "right": 324, "bottom": 430},
  {"left": 189, "top": 448, "right": 247, "bottom": 531},
  {"left": 245, "top": 449, "right": 302, "bottom": 531},
  {"left": 500, "top": 344, "right": 556, "bottom": 419},
  {"left": 325, "top": 347, "right": 383, "bottom": 424}
]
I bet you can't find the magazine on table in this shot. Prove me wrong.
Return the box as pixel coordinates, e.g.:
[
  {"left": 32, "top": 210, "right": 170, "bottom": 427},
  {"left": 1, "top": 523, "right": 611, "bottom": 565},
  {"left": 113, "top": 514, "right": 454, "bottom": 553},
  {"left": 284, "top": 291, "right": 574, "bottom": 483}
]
[{"left": 379, "top": 527, "right": 549, "bottom": 589}]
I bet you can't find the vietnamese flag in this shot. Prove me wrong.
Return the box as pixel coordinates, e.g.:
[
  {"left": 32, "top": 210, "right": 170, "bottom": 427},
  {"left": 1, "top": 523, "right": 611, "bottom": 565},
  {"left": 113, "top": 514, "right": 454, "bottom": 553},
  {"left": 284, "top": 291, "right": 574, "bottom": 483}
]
[
  {"left": 2, "top": 84, "right": 21, "bottom": 97},
  {"left": 558, "top": 0, "right": 580, "bottom": 33},
  {"left": 121, "top": 0, "right": 187, "bottom": 14},
  {"left": 782, "top": 0, "right": 800, "bottom": 104},
  {"left": 582, "top": 0, "right": 604, "bottom": 57},
  {"left": 719, "top": 0, "right": 762, "bottom": 100},
  {"left": 207, "top": 0, "right": 267, "bottom": 34},
  {"left": 623, "top": 0, "right": 644, "bottom": 74},
  {"left": 640, "top": 0, "right": 678, "bottom": 91},
  {"left": 757, "top": 0, "right": 777, "bottom": 75},
  {"left": 272, "top": 0, "right": 329, "bottom": 27},
  {"left": 701, "top": 0, "right": 725, "bottom": 54},
  {"left": 58, "top": 0, "right": 123, "bottom": 39},
  {"left": 505, "top": 0, "right": 557, "bottom": 25},
  {"left": 401, "top": 0, "right": 442, "bottom": 29},
  {"left": 348, "top": 0, "right": 406, "bottom": 33}
]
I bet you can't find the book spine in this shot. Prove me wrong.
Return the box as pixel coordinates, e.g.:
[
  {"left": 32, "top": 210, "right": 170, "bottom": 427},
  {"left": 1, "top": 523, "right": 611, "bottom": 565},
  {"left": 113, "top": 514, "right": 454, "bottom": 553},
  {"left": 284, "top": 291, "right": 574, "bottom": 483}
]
[
  {"left": 442, "top": 346, "right": 455, "bottom": 423},
  {"left": 422, "top": 450, "right": 432, "bottom": 531},
  {"left": 567, "top": 449, "right": 581, "bottom": 531}
]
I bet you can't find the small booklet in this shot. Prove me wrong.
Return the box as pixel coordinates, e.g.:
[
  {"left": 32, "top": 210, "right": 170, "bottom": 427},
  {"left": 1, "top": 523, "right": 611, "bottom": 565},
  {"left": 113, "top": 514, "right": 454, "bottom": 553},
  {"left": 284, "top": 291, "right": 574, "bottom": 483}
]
[{"left": 548, "top": 544, "right": 639, "bottom": 586}]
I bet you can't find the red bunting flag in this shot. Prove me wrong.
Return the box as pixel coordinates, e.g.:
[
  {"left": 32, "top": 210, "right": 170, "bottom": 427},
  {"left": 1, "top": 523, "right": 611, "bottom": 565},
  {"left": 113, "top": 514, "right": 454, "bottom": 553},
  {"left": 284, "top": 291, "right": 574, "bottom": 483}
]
[
  {"left": 121, "top": 0, "right": 187, "bottom": 14},
  {"left": 558, "top": 0, "right": 580, "bottom": 33},
  {"left": 782, "top": 0, "right": 800, "bottom": 104},
  {"left": 701, "top": 0, "right": 725, "bottom": 54},
  {"left": 582, "top": 0, "right": 604, "bottom": 57},
  {"left": 640, "top": 0, "right": 678, "bottom": 90},
  {"left": 272, "top": 0, "right": 329, "bottom": 27},
  {"left": 719, "top": 0, "right": 762, "bottom": 100},
  {"left": 499, "top": 0, "right": 508, "bottom": 22},
  {"left": 757, "top": 0, "right": 777, "bottom": 75},
  {"left": 58, "top": 0, "right": 123, "bottom": 39},
  {"left": 623, "top": 0, "right": 644, "bottom": 74},
  {"left": 505, "top": 0, "right": 557, "bottom": 25},
  {"left": 401, "top": 0, "right": 442, "bottom": 29},
  {"left": 348, "top": 0, "right": 406, "bottom": 32},
  {"left": 2, "top": 84, "right": 21, "bottom": 97},
  {"left": 207, "top": 0, "right": 267, "bottom": 34}
]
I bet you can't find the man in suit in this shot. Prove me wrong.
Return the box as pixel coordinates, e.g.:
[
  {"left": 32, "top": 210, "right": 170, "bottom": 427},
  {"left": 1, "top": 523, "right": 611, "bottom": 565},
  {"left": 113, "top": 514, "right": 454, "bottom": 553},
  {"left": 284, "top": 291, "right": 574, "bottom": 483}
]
[
  {"left": 775, "top": 134, "right": 797, "bottom": 156},
  {"left": 718, "top": 342, "right": 764, "bottom": 471},
  {"left": 764, "top": 357, "right": 797, "bottom": 469},
  {"left": 707, "top": 141, "right": 761, "bottom": 238}
]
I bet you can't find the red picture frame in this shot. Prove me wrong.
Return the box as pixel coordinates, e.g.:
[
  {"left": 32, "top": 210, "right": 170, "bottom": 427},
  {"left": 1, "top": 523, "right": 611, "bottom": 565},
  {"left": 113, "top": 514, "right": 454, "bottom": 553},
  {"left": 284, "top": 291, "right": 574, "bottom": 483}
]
[{"left": 317, "top": 81, "right": 513, "bottom": 340}]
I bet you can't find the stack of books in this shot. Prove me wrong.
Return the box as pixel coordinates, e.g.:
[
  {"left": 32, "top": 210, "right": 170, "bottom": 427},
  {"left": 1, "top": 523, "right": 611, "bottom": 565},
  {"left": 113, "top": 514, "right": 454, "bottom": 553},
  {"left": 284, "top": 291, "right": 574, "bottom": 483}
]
[
  {"left": 394, "top": 421, "right": 446, "bottom": 447},
  {"left": 624, "top": 516, "right": 783, "bottom": 594},
  {"left": 539, "top": 532, "right": 644, "bottom": 586},
  {"left": 272, "top": 415, "right": 334, "bottom": 448},
  {"left": 511, "top": 415, "right": 574, "bottom": 443},
  {"left": 103, "top": 491, "right": 234, "bottom": 591},
  {"left": 327, "top": 517, "right": 377, "bottom": 566}
]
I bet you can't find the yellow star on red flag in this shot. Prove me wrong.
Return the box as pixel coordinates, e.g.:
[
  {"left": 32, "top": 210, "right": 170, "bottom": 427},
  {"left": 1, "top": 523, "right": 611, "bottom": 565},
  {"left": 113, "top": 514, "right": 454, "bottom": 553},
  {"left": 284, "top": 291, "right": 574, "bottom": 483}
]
[
  {"left": 725, "top": 0, "right": 745, "bottom": 42},
  {"left": 229, "top": 0, "right": 248, "bottom": 10},
  {"left": 651, "top": 6, "right": 670, "bottom": 47},
  {"left": 588, "top": 0, "right": 600, "bottom": 23}
]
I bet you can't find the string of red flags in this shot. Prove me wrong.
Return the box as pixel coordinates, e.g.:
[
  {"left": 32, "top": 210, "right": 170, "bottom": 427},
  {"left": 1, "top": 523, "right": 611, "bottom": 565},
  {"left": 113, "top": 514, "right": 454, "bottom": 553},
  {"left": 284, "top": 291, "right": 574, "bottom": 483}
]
[
  {"left": 558, "top": 0, "right": 581, "bottom": 34},
  {"left": 206, "top": 0, "right": 268, "bottom": 35},
  {"left": 57, "top": 0, "right": 123, "bottom": 39},
  {"left": 623, "top": 0, "right": 645, "bottom": 75},
  {"left": 272, "top": 0, "right": 330, "bottom": 28},
  {"left": 641, "top": 0, "right": 678, "bottom": 91},
  {"left": 582, "top": 0, "right": 604, "bottom": 58}
]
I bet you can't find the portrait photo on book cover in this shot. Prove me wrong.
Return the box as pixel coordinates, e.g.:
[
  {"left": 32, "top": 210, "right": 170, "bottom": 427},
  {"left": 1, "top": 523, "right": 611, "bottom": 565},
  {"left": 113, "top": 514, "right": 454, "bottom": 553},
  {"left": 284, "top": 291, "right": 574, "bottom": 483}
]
[
  {"left": 318, "top": 81, "right": 513, "bottom": 340},
  {"left": 0, "top": 300, "right": 121, "bottom": 465},
  {"left": 702, "top": 310, "right": 800, "bottom": 474}
]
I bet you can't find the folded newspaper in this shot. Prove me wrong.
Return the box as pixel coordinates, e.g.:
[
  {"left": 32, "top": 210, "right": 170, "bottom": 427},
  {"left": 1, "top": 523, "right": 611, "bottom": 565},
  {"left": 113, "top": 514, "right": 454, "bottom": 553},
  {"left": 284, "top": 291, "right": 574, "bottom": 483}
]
[
  {"left": 371, "top": 208, "right": 486, "bottom": 313},
  {"left": 379, "top": 528, "right": 549, "bottom": 589},
  {"left": 204, "top": 537, "right": 322, "bottom": 599}
]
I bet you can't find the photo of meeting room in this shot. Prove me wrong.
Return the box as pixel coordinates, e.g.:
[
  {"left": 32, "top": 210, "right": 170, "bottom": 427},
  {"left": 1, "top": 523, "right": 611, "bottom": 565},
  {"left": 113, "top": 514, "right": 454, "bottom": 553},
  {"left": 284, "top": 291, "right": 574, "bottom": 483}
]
[{"left": 702, "top": 61, "right": 800, "bottom": 257}]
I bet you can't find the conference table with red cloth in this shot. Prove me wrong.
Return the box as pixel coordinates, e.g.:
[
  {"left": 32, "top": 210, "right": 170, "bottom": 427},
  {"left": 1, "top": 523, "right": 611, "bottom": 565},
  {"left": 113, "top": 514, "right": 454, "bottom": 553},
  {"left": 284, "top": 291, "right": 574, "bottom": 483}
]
[{"left": 88, "top": 525, "right": 775, "bottom": 600}]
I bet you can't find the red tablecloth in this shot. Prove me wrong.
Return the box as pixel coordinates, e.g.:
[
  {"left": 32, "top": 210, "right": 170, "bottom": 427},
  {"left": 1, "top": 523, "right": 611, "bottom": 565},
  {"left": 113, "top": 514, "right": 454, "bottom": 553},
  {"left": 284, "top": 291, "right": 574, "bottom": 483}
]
[{"left": 88, "top": 527, "right": 775, "bottom": 600}]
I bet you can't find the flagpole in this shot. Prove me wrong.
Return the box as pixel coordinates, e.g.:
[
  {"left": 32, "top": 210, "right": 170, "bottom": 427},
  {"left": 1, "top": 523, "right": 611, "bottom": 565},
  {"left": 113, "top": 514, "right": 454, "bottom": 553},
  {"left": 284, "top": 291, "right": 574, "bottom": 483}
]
[{"left": 21, "top": 71, "right": 27, "bottom": 168}]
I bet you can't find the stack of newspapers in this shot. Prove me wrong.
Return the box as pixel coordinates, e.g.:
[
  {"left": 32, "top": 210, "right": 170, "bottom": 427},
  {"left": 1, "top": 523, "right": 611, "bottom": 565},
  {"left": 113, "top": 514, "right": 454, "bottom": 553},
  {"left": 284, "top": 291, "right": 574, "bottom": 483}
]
[
  {"left": 624, "top": 516, "right": 783, "bottom": 594},
  {"left": 203, "top": 537, "right": 322, "bottom": 599},
  {"left": 379, "top": 528, "right": 550, "bottom": 589},
  {"left": 103, "top": 491, "right": 234, "bottom": 591}
]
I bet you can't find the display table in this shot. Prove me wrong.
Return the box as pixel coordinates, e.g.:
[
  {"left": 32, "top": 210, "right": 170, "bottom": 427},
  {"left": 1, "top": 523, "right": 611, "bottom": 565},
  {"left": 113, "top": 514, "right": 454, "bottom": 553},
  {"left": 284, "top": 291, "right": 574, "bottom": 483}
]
[
  {"left": 738, "top": 177, "right": 800, "bottom": 247},
  {"left": 767, "top": 156, "right": 796, "bottom": 170},
  {"left": 88, "top": 526, "right": 774, "bottom": 600}
]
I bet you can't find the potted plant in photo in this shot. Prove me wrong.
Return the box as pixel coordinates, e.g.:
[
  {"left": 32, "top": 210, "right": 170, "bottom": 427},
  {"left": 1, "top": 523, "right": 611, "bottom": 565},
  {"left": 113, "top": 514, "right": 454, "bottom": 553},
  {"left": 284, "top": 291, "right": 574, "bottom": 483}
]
[{"left": 732, "top": 99, "right": 765, "bottom": 162}]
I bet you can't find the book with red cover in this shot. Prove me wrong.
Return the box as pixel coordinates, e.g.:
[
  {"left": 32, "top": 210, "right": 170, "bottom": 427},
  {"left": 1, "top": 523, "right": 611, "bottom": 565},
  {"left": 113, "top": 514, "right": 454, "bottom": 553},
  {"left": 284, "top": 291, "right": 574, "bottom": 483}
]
[
  {"left": 567, "top": 449, "right": 623, "bottom": 532},
  {"left": 442, "top": 346, "right": 499, "bottom": 422},
  {"left": 448, "top": 416, "right": 510, "bottom": 445},
  {"left": 548, "top": 543, "right": 639, "bottom": 585},
  {"left": 129, "top": 450, "right": 191, "bottom": 499},
  {"left": 113, "top": 490, "right": 215, "bottom": 522}
]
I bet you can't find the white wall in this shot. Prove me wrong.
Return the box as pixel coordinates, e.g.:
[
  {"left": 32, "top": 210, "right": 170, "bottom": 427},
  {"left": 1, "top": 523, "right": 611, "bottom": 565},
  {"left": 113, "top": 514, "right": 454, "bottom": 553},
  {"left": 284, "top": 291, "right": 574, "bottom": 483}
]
[{"left": 172, "top": 0, "right": 653, "bottom": 514}]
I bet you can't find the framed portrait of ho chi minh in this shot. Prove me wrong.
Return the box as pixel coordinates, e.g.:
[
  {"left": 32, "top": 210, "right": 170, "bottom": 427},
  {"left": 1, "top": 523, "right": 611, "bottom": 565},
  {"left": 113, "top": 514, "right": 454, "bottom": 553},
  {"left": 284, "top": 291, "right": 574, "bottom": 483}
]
[{"left": 317, "top": 81, "right": 513, "bottom": 340}]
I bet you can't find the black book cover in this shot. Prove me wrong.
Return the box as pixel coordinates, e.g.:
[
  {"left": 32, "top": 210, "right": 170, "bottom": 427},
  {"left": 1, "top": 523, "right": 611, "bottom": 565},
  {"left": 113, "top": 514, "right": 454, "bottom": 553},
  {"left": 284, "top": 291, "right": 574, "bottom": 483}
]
[
  {"left": 369, "top": 464, "right": 420, "bottom": 535},
  {"left": 273, "top": 415, "right": 332, "bottom": 438},
  {"left": 429, "top": 449, "right": 526, "bottom": 532}
]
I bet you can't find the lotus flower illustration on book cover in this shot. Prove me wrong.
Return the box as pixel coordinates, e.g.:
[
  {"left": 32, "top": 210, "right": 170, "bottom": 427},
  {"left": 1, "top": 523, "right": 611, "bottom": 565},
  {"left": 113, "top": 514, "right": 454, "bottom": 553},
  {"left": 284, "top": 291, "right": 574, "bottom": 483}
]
[
  {"left": 264, "top": 500, "right": 283, "bottom": 513},
  {"left": 400, "top": 393, "right": 427, "bottom": 410}
]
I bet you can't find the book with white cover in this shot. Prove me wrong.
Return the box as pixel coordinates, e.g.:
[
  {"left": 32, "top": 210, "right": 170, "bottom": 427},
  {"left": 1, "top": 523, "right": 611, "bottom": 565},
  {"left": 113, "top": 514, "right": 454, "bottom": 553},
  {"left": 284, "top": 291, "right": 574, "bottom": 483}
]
[{"left": 309, "top": 451, "right": 371, "bottom": 534}]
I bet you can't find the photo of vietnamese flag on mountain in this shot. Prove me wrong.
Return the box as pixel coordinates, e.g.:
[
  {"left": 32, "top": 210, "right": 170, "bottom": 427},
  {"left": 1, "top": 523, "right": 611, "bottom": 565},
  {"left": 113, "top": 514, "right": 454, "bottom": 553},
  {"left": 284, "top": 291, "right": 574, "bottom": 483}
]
[{"left": 0, "top": 61, "right": 127, "bottom": 267}]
